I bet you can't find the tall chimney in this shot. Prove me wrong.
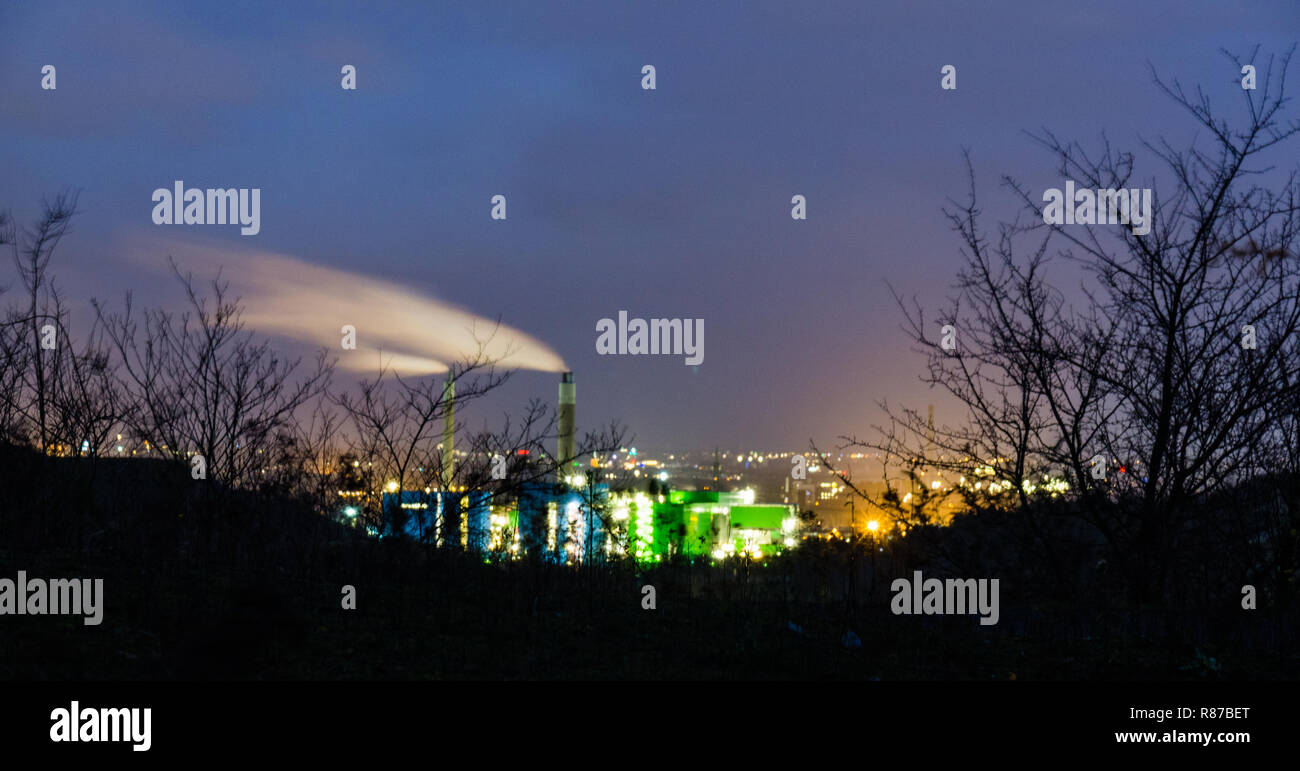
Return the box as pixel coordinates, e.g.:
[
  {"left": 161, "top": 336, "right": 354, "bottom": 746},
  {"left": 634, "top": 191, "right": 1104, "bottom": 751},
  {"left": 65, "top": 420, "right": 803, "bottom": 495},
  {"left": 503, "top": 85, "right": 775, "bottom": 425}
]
[
  {"left": 558, "top": 371, "right": 575, "bottom": 473},
  {"left": 442, "top": 378, "right": 455, "bottom": 488}
]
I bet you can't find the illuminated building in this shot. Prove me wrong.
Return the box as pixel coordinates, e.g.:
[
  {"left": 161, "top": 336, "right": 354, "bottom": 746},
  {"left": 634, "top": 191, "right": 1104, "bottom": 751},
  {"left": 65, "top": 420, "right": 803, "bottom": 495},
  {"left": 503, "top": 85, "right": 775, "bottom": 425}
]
[
  {"left": 376, "top": 371, "right": 800, "bottom": 562},
  {"left": 382, "top": 485, "right": 796, "bottom": 563}
]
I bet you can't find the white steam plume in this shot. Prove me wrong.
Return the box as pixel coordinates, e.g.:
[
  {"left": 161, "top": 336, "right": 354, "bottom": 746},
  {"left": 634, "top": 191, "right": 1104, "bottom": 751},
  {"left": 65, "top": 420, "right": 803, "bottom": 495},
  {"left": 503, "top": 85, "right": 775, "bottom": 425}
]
[{"left": 123, "top": 237, "right": 568, "bottom": 374}]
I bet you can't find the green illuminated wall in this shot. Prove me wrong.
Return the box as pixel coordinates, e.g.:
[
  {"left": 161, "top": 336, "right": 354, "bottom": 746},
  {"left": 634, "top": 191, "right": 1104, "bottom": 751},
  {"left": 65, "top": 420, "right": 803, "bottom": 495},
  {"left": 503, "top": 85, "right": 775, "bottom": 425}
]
[
  {"left": 679, "top": 505, "right": 716, "bottom": 556},
  {"left": 517, "top": 489, "right": 796, "bottom": 562},
  {"left": 728, "top": 505, "right": 786, "bottom": 530}
]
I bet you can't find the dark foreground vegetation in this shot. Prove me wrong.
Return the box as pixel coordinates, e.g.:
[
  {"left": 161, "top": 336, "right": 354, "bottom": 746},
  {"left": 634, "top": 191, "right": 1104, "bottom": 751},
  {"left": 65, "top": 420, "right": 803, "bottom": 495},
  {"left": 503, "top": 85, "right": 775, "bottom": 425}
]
[{"left": 2, "top": 444, "right": 1295, "bottom": 681}]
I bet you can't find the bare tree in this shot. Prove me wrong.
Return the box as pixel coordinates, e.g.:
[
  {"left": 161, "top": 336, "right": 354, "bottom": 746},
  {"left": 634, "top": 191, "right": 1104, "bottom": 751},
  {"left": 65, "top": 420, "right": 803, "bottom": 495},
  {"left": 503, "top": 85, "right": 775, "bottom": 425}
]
[
  {"left": 332, "top": 328, "right": 511, "bottom": 538},
  {"left": 43, "top": 287, "right": 129, "bottom": 459},
  {"left": 282, "top": 394, "right": 347, "bottom": 515},
  {"left": 95, "top": 258, "right": 333, "bottom": 489},
  {"left": 836, "top": 47, "right": 1300, "bottom": 604},
  {"left": 0, "top": 191, "right": 82, "bottom": 451}
]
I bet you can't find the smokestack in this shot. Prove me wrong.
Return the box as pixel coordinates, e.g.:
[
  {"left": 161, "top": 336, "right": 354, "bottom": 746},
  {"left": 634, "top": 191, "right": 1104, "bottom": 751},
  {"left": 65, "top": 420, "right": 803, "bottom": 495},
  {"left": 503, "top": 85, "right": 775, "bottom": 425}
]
[
  {"left": 558, "top": 371, "right": 575, "bottom": 472},
  {"left": 442, "top": 378, "right": 455, "bottom": 488}
]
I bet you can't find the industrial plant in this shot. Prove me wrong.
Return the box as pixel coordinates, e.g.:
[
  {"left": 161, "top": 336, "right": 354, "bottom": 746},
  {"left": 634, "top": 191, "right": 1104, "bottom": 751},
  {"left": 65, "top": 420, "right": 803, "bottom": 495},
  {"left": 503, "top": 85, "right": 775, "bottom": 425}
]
[{"left": 379, "top": 371, "right": 799, "bottom": 563}]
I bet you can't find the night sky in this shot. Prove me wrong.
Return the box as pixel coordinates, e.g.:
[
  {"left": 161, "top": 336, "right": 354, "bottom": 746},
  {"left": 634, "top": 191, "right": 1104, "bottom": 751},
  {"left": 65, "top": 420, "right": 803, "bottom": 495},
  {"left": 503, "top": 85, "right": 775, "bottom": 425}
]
[{"left": 3, "top": 0, "right": 1296, "bottom": 451}]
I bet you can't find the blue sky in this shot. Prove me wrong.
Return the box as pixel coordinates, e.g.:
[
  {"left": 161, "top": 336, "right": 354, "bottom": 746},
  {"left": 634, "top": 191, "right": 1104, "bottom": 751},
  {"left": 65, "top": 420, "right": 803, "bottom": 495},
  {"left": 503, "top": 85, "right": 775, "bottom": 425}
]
[{"left": 2, "top": 0, "right": 1297, "bottom": 451}]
